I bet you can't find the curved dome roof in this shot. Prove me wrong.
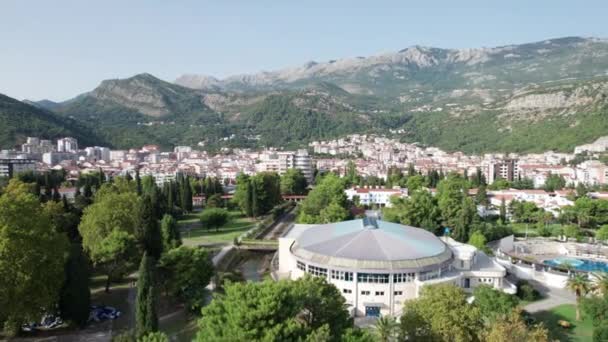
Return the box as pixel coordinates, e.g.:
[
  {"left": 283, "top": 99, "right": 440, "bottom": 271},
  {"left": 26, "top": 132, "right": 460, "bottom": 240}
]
[{"left": 291, "top": 219, "right": 452, "bottom": 271}]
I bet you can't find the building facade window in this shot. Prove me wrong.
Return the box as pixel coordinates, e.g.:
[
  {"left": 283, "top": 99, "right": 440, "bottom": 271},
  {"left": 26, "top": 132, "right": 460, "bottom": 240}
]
[
  {"left": 393, "top": 272, "right": 415, "bottom": 283},
  {"left": 331, "top": 270, "right": 354, "bottom": 281},
  {"left": 307, "top": 265, "right": 327, "bottom": 277},
  {"left": 375, "top": 291, "right": 384, "bottom": 296},
  {"left": 361, "top": 290, "right": 370, "bottom": 295},
  {"left": 394, "top": 291, "right": 403, "bottom": 296},
  {"left": 343, "top": 289, "right": 352, "bottom": 294},
  {"left": 357, "top": 273, "right": 389, "bottom": 283},
  {"left": 419, "top": 269, "right": 440, "bottom": 281},
  {"left": 297, "top": 261, "right": 306, "bottom": 271}
]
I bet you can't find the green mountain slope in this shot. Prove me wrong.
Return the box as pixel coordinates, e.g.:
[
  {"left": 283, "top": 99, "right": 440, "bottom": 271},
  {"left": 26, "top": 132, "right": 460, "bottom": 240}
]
[
  {"left": 0, "top": 93, "right": 103, "bottom": 149},
  {"left": 36, "top": 37, "right": 608, "bottom": 153}
]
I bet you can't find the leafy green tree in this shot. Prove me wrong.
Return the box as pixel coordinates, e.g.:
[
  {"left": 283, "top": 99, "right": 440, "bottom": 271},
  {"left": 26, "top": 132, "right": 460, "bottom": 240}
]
[
  {"left": 488, "top": 178, "right": 511, "bottom": 190},
  {"left": 59, "top": 243, "right": 91, "bottom": 328},
  {"left": 453, "top": 196, "right": 477, "bottom": 242},
  {"left": 473, "top": 286, "right": 519, "bottom": 323},
  {"left": 476, "top": 184, "right": 489, "bottom": 207},
  {"left": 344, "top": 160, "right": 360, "bottom": 187},
  {"left": 205, "top": 193, "right": 223, "bottom": 208},
  {"left": 136, "top": 253, "right": 158, "bottom": 339},
  {"left": 196, "top": 276, "right": 353, "bottom": 342},
  {"left": 319, "top": 201, "right": 350, "bottom": 223},
  {"left": 406, "top": 175, "right": 426, "bottom": 192},
  {"left": 139, "top": 332, "right": 169, "bottom": 342},
  {"left": 567, "top": 274, "right": 591, "bottom": 321},
  {"left": 481, "top": 309, "right": 549, "bottom": 342},
  {"left": 158, "top": 246, "right": 214, "bottom": 310},
  {"left": 79, "top": 183, "right": 141, "bottom": 292},
  {"left": 544, "top": 173, "right": 566, "bottom": 192},
  {"left": 437, "top": 173, "right": 468, "bottom": 228},
  {"left": 468, "top": 231, "right": 487, "bottom": 250},
  {"left": 0, "top": 180, "right": 69, "bottom": 335},
  {"left": 400, "top": 284, "right": 482, "bottom": 342},
  {"left": 564, "top": 225, "right": 580, "bottom": 240},
  {"left": 597, "top": 226, "right": 608, "bottom": 243},
  {"left": 200, "top": 208, "right": 229, "bottom": 232},
  {"left": 281, "top": 168, "right": 308, "bottom": 195},
  {"left": 298, "top": 173, "right": 349, "bottom": 224},
  {"left": 399, "top": 305, "right": 433, "bottom": 341},
  {"left": 382, "top": 190, "right": 441, "bottom": 234},
  {"left": 511, "top": 177, "right": 535, "bottom": 190},
  {"left": 140, "top": 195, "right": 163, "bottom": 259},
  {"left": 160, "top": 214, "right": 181, "bottom": 252},
  {"left": 233, "top": 174, "right": 252, "bottom": 215}
]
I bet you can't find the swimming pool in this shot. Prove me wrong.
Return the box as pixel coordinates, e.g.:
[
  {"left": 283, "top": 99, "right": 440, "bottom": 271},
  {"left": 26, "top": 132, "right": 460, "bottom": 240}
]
[{"left": 543, "top": 257, "right": 608, "bottom": 272}]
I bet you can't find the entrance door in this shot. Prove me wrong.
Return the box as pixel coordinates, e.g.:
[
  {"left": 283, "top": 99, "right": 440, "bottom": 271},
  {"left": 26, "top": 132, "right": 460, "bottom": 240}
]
[
  {"left": 464, "top": 278, "right": 470, "bottom": 288},
  {"left": 365, "top": 306, "right": 380, "bottom": 317}
]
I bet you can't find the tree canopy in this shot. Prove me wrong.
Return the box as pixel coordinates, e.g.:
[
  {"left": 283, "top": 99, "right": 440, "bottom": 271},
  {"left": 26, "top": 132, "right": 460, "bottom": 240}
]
[
  {"left": 196, "top": 276, "right": 353, "bottom": 342},
  {"left": 78, "top": 182, "right": 141, "bottom": 292},
  {"left": 0, "top": 180, "right": 69, "bottom": 334}
]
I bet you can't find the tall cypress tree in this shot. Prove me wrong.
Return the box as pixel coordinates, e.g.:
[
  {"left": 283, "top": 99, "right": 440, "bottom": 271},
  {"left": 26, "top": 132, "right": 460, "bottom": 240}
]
[
  {"left": 160, "top": 214, "right": 181, "bottom": 252},
  {"left": 136, "top": 253, "right": 158, "bottom": 338},
  {"left": 141, "top": 195, "right": 163, "bottom": 259},
  {"left": 136, "top": 169, "right": 142, "bottom": 196},
  {"left": 251, "top": 181, "right": 259, "bottom": 218},
  {"left": 59, "top": 243, "right": 91, "bottom": 328},
  {"left": 184, "top": 176, "right": 193, "bottom": 212},
  {"left": 245, "top": 181, "right": 253, "bottom": 217}
]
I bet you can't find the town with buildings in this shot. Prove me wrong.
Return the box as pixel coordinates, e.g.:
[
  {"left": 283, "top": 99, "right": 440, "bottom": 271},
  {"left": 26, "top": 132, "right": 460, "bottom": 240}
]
[{"left": 2, "top": 133, "right": 607, "bottom": 215}]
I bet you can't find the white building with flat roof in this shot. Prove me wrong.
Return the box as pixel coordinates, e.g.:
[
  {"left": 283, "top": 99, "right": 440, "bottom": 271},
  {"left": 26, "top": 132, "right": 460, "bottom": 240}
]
[{"left": 277, "top": 218, "right": 513, "bottom": 318}]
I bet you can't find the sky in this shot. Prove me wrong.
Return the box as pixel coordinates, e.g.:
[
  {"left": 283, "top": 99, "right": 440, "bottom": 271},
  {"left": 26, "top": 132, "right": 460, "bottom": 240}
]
[{"left": 1, "top": 0, "right": 608, "bottom": 101}]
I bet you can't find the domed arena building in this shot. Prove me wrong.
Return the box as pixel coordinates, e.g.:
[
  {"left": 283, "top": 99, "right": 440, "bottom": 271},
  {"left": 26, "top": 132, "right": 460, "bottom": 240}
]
[{"left": 276, "top": 217, "right": 514, "bottom": 317}]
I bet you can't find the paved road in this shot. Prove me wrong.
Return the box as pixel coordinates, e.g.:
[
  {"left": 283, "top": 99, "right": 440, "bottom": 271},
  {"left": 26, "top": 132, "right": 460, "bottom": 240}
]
[{"left": 513, "top": 276, "right": 576, "bottom": 313}]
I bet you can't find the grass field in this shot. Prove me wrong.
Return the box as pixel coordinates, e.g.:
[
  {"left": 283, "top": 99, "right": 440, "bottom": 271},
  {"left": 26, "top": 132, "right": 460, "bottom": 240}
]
[
  {"left": 533, "top": 304, "right": 594, "bottom": 341},
  {"left": 179, "top": 210, "right": 257, "bottom": 246}
]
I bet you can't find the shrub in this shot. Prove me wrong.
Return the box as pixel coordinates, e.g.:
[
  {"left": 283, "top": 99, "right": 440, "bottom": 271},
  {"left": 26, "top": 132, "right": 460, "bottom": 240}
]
[{"left": 516, "top": 280, "right": 541, "bottom": 301}]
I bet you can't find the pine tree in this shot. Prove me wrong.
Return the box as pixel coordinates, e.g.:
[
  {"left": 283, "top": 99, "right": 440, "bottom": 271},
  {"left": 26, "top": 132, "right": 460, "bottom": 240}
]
[
  {"left": 59, "top": 243, "right": 91, "bottom": 328},
  {"left": 136, "top": 253, "right": 158, "bottom": 338},
  {"left": 141, "top": 195, "right": 163, "bottom": 259}
]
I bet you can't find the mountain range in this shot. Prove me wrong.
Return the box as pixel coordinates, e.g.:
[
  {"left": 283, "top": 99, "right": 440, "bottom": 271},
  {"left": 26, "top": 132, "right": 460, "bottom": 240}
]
[{"left": 3, "top": 36, "right": 608, "bottom": 153}]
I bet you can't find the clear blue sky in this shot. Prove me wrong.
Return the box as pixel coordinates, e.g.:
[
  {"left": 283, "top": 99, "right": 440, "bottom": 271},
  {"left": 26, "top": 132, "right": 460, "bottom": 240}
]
[{"left": 1, "top": 0, "right": 607, "bottom": 101}]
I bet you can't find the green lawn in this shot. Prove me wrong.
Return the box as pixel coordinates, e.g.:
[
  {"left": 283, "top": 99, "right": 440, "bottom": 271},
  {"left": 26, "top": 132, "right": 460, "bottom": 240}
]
[
  {"left": 179, "top": 211, "right": 257, "bottom": 246},
  {"left": 533, "top": 304, "right": 594, "bottom": 341}
]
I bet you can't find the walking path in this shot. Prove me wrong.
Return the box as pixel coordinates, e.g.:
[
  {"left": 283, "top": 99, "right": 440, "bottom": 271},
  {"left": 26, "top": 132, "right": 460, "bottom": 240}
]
[{"left": 516, "top": 277, "right": 576, "bottom": 313}]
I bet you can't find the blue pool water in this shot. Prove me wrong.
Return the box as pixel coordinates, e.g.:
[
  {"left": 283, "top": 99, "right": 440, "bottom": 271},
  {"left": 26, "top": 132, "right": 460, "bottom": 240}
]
[{"left": 543, "top": 257, "right": 608, "bottom": 272}]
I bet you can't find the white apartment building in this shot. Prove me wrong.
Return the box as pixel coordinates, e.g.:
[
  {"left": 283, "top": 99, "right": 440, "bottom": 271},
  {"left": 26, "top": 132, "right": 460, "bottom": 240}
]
[
  {"left": 57, "top": 137, "right": 78, "bottom": 153},
  {"left": 344, "top": 187, "right": 406, "bottom": 207}
]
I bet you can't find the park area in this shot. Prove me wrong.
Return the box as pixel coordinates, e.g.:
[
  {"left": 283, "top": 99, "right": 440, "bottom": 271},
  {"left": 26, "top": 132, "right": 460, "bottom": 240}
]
[
  {"left": 533, "top": 304, "right": 594, "bottom": 341},
  {"left": 178, "top": 210, "right": 257, "bottom": 246}
]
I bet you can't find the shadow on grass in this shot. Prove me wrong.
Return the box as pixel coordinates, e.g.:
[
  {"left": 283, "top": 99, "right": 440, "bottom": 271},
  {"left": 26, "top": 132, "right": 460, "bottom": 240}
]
[{"left": 533, "top": 305, "right": 594, "bottom": 342}]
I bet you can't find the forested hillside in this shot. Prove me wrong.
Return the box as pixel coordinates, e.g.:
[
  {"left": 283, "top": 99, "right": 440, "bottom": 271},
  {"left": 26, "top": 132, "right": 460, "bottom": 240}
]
[{"left": 0, "top": 93, "right": 102, "bottom": 149}]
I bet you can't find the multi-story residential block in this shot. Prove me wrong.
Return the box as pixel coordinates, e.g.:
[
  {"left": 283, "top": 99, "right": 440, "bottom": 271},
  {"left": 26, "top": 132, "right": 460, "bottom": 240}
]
[
  {"left": 57, "top": 137, "right": 78, "bottom": 152},
  {"left": 0, "top": 158, "right": 37, "bottom": 178},
  {"left": 344, "top": 187, "right": 406, "bottom": 207}
]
